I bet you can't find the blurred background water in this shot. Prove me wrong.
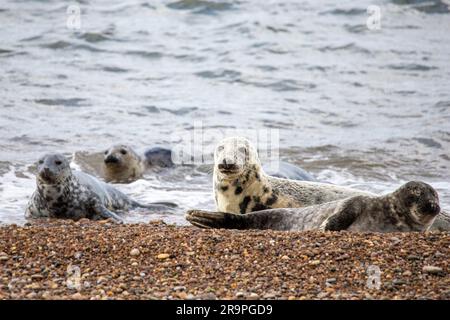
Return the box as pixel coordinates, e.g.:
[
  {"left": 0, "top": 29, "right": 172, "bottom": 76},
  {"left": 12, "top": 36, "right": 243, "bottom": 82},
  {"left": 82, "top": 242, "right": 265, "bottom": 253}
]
[{"left": 0, "top": 0, "right": 449, "bottom": 225}]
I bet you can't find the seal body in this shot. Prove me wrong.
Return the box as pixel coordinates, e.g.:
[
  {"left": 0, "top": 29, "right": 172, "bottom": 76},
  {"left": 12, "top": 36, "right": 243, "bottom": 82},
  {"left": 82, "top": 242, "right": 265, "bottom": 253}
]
[
  {"left": 213, "top": 137, "right": 371, "bottom": 214},
  {"left": 103, "top": 145, "right": 174, "bottom": 183},
  {"left": 264, "top": 161, "right": 316, "bottom": 181},
  {"left": 188, "top": 181, "right": 441, "bottom": 233},
  {"left": 26, "top": 154, "right": 176, "bottom": 222},
  {"left": 144, "top": 147, "right": 174, "bottom": 168}
]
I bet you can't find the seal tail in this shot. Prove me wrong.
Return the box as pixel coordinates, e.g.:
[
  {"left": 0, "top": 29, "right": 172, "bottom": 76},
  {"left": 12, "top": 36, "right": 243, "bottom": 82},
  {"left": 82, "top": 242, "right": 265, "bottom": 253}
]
[{"left": 186, "top": 210, "right": 250, "bottom": 229}]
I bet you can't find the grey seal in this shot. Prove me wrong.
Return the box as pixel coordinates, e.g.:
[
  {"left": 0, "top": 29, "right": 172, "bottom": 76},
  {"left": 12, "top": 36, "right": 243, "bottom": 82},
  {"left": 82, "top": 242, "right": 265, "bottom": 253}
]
[
  {"left": 187, "top": 181, "right": 441, "bottom": 233},
  {"left": 264, "top": 161, "right": 317, "bottom": 181},
  {"left": 26, "top": 153, "right": 177, "bottom": 222},
  {"left": 103, "top": 145, "right": 174, "bottom": 183},
  {"left": 212, "top": 136, "right": 449, "bottom": 231},
  {"left": 213, "top": 137, "right": 371, "bottom": 214}
]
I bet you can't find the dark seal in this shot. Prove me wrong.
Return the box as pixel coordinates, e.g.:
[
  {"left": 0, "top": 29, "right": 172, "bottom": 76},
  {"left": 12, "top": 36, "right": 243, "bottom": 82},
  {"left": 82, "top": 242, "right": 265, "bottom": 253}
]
[
  {"left": 187, "top": 181, "right": 441, "bottom": 233},
  {"left": 26, "top": 153, "right": 177, "bottom": 222}
]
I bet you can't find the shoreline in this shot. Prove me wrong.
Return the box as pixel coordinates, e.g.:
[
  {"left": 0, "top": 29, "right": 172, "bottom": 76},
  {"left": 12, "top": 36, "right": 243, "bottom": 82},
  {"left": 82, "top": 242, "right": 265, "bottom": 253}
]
[{"left": 0, "top": 220, "right": 448, "bottom": 300}]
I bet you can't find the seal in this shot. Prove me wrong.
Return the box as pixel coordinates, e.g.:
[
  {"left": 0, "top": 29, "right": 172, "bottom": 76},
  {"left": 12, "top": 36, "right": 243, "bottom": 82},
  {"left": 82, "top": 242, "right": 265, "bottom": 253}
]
[
  {"left": 264, "top": 161, "right": 317, "bottom": 181},
  {"left": 187, "top": 181, "right": 441, "bottom": 232},
  {"left": 103, "top": 145, "right": 174, "bottom": 183},
  {"left": 213, "top": 136, "right": 372, "bottom": 214},
  {"left": 212, "top": 137, "right": 449, "bottom": 230},
  {"left": 26, "top": 153, "right": 177, "bottom": 222}
]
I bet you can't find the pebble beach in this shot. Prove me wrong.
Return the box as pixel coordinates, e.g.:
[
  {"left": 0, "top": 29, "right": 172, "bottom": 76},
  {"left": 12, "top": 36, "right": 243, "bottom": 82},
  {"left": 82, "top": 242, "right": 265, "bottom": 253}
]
[{"left": 0, "top": 220, "right": 448, "bottom": 300}]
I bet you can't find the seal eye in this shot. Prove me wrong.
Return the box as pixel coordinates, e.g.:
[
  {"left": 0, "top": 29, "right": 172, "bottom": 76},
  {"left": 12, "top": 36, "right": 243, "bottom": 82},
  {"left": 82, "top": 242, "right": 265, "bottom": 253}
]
[
  {"left": 217, "top": 146, "right": 224, "bottom": 152},
  {"left": 55, "top": 160, "right": 62, "bottom": 166},
  {"left": 38, "top": 160, "right": 44, "bottom": 164},
  {"left": 120, "top": 149, "right": 127, "bottom": 155},
  {"left": 104, "top": 150, "right": 108, "bottom": 155}
]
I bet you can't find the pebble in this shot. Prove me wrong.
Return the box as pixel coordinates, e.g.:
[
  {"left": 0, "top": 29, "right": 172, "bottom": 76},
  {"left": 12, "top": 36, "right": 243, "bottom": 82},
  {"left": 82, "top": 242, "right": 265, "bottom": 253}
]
[
  {"left": 173, "top": 286, "right": 186, "bottom": 292},
  {"left": 0, "top": 221, "right": 448, "bottom": 300},
  {"left": 156, "top": 253, "right": 170, "bottom": 260},
  {"left": 248, "top": 292, "right": 259, "bottom": 300},
  {"left": 71, "top": 292, "right": 84, "bottom": 300},
  {"left": 422, "top": 266, "right": 443, "bottom": 274},
  {"left": 130, "top": 248, "right": 140, "bottom": 256}
]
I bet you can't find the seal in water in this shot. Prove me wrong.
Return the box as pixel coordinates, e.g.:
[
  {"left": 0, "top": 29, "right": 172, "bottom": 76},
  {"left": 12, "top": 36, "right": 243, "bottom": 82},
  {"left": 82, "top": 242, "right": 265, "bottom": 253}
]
[
  {"left": 187, "top": 181, "right": 441, "bottom": 232},
  {"left": 103, "top": 145, "right": 174, "bottom": 183},
  {"left": 26, "top": 153, "right": 177, "bottom": 222},
  {"left": 264, "top": 161, "right": 317, "bottom": 181},
  {"left": 213, "top": 136, "right": 372, "bottom": 214}
]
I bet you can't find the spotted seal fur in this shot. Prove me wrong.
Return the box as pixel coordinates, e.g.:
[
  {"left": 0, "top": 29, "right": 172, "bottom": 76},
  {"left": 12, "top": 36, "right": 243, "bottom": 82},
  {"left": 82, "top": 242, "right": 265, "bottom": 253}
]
[
  {"left": 26, "top": 153, "right": 177, "bottom": 222},
  {"left": 213, "top": 137, "right": 372, "bottom": 214},
  {"left": 212, "top": 137, "right": 449, "bottom": 231},
  {"left": 188, "top": 181, "right": 441, "bottom": 232}
]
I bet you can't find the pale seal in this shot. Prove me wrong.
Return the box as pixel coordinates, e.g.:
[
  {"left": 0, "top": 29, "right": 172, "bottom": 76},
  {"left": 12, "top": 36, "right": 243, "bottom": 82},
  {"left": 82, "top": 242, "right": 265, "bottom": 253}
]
[
  {"left": 26, "top": 153, "right": 177, "bottom": 222},
  {"left": 213, "top": 137, "right": 372, "bottom": 214},
  {"left": 187, "top": 181, "right": 441, "bottom": 232},
  {"left": 103, "top": 145, "right": 174, "bottom": 183}
]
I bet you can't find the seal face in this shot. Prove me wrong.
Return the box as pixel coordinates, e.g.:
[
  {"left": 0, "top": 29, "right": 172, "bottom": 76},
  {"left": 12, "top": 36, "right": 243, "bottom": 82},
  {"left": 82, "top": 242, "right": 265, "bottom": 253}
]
[
  {"left": 26, "top": 153, "right": 176, "bottom": 222},
  {"left": 213, "top": 137, "right": 371, "bottom": 215},
  {"left": 103, "top": 145, "right": 145, "bottom": 183},
  {"left": 102, "top": 145, "right": 175, "bottom": 183},
  {"left": 187, "top": 181, "right": 441, "bottom": 233}
]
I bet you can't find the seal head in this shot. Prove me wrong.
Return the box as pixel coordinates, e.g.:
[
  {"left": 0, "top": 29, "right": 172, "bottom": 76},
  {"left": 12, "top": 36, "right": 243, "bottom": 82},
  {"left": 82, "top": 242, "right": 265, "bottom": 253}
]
[
  {"left": 214, "top": 137, "right": 260, "bottom": 181},
  {"left": 103, "top": 145, "right": 144, "bottom": 182},
  {"left": 395, "top": 181, "right": 440, "bottom": 226},
  {"left": 36, "top": 153, "right": 71, "bottom": 185}
]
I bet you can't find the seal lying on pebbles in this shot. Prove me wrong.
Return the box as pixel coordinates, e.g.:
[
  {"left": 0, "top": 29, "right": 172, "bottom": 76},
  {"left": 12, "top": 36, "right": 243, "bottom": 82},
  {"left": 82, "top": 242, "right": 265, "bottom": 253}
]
[
  {"left": 103, "top": 145, "right": 174, "bottom": 183},
  {"left": 212, "top": 136, "right": 449, "bottom": 231},
  {"left": 187, "top": 181, "right": 441, "bottom": 232},
  {"left": 213, "top": 136, "right": 371, "bottom": 214},
  {"left": 26, "top": 153, "right": 177, "bottom": 222}
]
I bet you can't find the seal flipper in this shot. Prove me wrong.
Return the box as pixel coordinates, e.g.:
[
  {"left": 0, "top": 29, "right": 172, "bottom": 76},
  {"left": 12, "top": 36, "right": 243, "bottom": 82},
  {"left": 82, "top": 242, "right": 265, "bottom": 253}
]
[
  {"left": 186, "top": 209, "right": 289, "bottom": 230},
  {"left": 96, "top": 206, "right": 124, "bottom": 223},
  {"left": 321, "top": 197, "right": 364, "bottom": 231},
  {"left": 186, "top": 210, "right": 249, "bottom": 229},
  {"left": 131, "top": 200, "right": 178, "bottom": 212}
]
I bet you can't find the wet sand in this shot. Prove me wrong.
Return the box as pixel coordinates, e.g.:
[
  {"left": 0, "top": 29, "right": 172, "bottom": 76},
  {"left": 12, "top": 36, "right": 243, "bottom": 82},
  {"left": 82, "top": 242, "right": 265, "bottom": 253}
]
[{"left": 0, "top": 220, "right": 448, "bottom": 300}]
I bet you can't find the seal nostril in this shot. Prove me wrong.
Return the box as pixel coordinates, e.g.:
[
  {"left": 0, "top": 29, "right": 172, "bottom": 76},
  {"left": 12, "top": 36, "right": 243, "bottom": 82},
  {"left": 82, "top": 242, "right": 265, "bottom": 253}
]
[
  {"left": 423, "top": 203, "right": 440, "bottom": 215},
  {"left": 104, "top": 156, "right": 119, "bottom": 164}
]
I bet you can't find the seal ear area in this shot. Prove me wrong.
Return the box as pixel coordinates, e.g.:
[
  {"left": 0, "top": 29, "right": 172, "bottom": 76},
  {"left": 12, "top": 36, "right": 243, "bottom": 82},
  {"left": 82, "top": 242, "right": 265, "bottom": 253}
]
[
  {"left": 186, "top": 210, "right": 246, "bottom": 229},
  {"left": 399, "top": 181, "right": 440, "bottom": 216}
]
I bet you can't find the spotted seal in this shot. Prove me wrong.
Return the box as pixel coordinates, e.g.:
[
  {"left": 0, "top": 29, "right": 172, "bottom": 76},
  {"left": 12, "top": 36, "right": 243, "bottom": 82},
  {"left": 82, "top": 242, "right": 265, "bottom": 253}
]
[
  {"left": 26, "top": 153, "right": 177, "bottom": 222},
  {"left": 213, "top": 136, "right": 372, "bottom": 214},
  {"left": 103, "top": 145, "right": 174, "bottom": 183},
  {"left": 188, "top": 181, "right": 441, "bottom": 232}
]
